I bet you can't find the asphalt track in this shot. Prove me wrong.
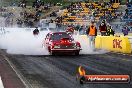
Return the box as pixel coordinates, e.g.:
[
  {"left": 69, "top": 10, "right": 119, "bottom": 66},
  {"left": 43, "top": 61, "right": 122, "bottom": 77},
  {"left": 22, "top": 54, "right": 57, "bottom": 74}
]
[{"left": 1, "top": 50, "right": 132, "bottom": 88}]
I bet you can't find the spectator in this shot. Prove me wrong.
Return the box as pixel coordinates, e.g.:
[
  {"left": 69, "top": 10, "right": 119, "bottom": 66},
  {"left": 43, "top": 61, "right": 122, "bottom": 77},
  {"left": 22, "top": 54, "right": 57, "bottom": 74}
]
[
  {"left": 10, "top": 19, "right": 13, "bottom": 27},
  {"left": 107, "top": 25, "right": 115, "bottom": 36},
  {"left": 50, "top": 19, "right": 53, "bottom": 23},
  {"left": 17, "top": 19, "right": 23, "bottom": 27},
  {"left": 33, "top": 27, "right": 39, "bottom": 35},
  {"left": 75, "top": 23, "right": 80, "bottom": 31},
  {"left": 90, "top": 15, "right": 95, "bottom": 22},
  {"left": 86, "top": 21, "right": 97, "bottom": 50},
  {"left": 122, "top": 26, "right": 129, "bottom": 36},
  {"left": 24, "top": 19, "right": 28, "bottom": 27},
  {"left": 99, "top": 20, "right": 107, "bottom": 36},
  {"left": 28, "top": 21, "right": 34, "bottom": 28},
  {"left": 125, "top": 9, "right": 128, "bottom": 15},
  {"left": 79, "top": 25, "right": 86, "bottom": 35}
]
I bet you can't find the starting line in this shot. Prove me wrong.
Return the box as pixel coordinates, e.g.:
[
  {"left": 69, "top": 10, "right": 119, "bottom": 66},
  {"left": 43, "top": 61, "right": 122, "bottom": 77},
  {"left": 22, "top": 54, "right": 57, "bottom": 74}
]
[{"left": 0, "top": 76, "right": 4, "bottom": 88}]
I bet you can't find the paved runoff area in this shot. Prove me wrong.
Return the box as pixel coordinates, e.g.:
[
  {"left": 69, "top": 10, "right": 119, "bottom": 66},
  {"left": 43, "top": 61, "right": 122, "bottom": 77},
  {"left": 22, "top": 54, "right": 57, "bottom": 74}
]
[{"left": 0, "top": 52, "right": 25, "bottom": 88}]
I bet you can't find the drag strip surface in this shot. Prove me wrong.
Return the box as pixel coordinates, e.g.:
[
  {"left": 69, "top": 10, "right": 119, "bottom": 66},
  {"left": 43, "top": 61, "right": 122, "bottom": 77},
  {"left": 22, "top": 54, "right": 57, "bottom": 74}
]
[
  {"left": 0, "top": 52, "right": 26, "bottom": 88},
  {"left": 4, "top": 52, "right": 132, "bottom": 88}
]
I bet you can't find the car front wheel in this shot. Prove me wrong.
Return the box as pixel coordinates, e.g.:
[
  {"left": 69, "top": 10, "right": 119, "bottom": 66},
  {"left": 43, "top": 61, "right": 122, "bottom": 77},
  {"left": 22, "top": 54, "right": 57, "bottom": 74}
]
[{"left": 50, "top": 51, "right": 55, "bottom": 55}]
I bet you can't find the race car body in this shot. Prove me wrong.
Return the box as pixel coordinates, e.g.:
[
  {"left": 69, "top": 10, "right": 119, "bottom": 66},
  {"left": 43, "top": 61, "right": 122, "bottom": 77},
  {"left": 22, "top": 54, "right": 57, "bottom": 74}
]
[{"left": 43, "top": 32, "right": 81, "bottom": 55}]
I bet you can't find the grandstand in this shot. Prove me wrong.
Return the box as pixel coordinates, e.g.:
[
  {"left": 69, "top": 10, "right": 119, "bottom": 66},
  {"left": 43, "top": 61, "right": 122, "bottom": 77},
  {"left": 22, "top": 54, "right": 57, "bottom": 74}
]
[{"left": 61, "top": 1, "right": 120, "bottom": 26}]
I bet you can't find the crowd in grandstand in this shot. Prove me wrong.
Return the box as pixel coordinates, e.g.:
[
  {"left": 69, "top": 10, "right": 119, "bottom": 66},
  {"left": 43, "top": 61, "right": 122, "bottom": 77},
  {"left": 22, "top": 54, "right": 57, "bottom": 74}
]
[
  {"left": 0, "top": 0, "right": 55, "bottom": 28},
  {"left": 60, "top": 1, "right": 120, "bottom": 25},
  {"left": 122, "top": 3, "right": 132, "bottom": 27},
  {"left": 0, "top": 0, "right": 131, "bottom": 36}
]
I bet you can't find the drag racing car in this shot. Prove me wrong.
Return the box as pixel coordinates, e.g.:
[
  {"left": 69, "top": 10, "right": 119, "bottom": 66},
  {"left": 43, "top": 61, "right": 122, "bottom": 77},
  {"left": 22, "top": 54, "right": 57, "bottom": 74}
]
[{"left": 43, "top": 32, "right": 81, "bottom": 55}]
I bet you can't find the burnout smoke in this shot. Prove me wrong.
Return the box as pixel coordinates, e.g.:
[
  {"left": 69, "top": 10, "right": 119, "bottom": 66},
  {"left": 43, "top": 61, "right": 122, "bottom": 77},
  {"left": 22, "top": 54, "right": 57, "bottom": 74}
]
[
  {"left": 73, "top": 35, "right": 107, "bottom": 54},
  {"left": 0, "top": 28, "right": 49, "bottom": 55},
  {"left": 0, "top": 28, "right": 107, "bottom": 55}
]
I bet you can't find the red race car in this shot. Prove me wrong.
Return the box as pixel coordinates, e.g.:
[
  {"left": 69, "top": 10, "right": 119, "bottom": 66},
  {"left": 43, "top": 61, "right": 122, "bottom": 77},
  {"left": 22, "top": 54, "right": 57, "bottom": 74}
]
[{"left": 43, "top": 32, "right": 81, "bottom": 55}]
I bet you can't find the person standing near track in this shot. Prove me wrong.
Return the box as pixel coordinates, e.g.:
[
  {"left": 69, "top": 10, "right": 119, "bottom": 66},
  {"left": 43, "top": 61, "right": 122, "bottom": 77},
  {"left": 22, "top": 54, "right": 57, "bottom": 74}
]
[
  {"left": 99, "top": 20, "right": 107, "bottom": 36},
  {"left": 33, "top": 27, "right": 39, "bottom": 35},
  {"left": 86, "top": 21, "right": 97, "bottom": 51},
  {"left": 107, "top": 24, "right": 115, "bottom": 36},
  {"left": 122, "top": 26, "right": 129, "bottom": 36}
]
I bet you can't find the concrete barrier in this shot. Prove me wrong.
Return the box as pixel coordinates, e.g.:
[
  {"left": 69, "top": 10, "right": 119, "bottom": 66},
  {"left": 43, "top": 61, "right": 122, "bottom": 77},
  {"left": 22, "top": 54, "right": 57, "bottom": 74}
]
[
  {"left": 74, "top": 35, "right": 132, "bottom": 54},
  {"left": 127, "top": 36, "right": 132, "bottom": 50},
  {"left": 95, "top": 36, "right": 132, "bottom": 53}
]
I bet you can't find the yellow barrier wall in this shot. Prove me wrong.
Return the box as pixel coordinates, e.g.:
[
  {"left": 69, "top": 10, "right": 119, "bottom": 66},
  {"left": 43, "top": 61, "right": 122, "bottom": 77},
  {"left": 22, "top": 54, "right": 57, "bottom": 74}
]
[{"left": 95, "top": 36, "right": 132, "bottom": 53}]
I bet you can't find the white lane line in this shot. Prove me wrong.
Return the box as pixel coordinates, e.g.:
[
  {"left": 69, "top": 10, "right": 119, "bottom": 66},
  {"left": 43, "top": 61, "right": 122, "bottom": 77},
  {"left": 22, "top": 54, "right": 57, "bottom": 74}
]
[{"left": 0, "top": 76, "right": 4, "bottom": 88}]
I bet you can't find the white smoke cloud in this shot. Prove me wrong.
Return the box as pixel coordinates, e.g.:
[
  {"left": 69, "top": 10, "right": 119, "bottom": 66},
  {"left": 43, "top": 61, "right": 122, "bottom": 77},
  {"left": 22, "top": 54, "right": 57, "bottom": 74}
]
[
  {"left": 73, "top": 35, "right": 108, "bottom": 54},
  {"left": 0, "top": 28, "right": 107, "bottom": 55},
  {"left": 0, "top": 28, "right": 49, "bottom": 55}
]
